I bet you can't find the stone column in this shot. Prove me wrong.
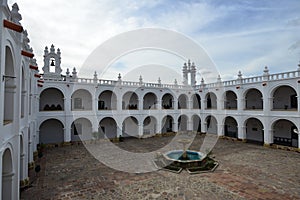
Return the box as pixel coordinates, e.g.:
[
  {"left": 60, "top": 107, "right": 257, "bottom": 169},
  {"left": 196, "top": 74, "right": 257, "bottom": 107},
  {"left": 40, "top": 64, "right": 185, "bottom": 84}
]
[
  {"left": 156, "top": 99, "right": 162, "bottom": 110},
  {"left": 238, "top": 98, "right": 245, "bottom": 111},
  {"left": 188, "top": 99, "right": 192, "bottom": 110},
  {"left": 201, "top": 121, "right": 207, "bottom": 133},
  {"left": 187, "top": 119, "right": 193, "bottom": 131},
  {"left": 264, "top": 128, "right": 273, "bottom": 146},
  {"left": 217, "top": 124, "right": 224, "bottom": 136},
  {"left": 173, "top": 120, "right": 178, "bottom": 132},
  {"left": 138, "top": 122, "right": 143, "bottom": 137},
  {"left": 64, "top": 128, "right": 71, "bottom": 142},
  {"left": 238, "top": 126, "right": 246, "bottom": 141},
  {"left": 156, "top": 120, "right": 161, "bottom": 134},
  {"left": 173, "top": 99, "right": 178, "bottom": 110},
  {"left": 138, "top": 98, "right": 143, "bottom": 110},
  {"left": 203, "top": 99, "right": 207, "bottom": 109},
  {"left": 117, "top": 127, "right": 122, "bottom": 137}
]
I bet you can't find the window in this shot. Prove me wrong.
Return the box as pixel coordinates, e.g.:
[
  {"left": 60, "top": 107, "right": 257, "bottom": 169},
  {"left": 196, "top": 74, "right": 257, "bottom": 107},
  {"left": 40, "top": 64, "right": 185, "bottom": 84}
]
[{"left": 74, "top": 98, "right": 82, "bottom": 109}]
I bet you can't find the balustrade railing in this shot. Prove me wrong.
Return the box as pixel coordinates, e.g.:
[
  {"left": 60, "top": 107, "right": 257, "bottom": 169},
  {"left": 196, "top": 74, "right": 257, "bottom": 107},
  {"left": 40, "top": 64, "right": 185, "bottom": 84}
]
[{"left": 41, "top": 69, "right": 300, "bottom": 89}]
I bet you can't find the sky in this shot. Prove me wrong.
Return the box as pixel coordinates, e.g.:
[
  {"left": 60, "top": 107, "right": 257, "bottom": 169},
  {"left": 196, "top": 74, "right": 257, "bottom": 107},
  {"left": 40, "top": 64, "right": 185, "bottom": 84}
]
[{"left": 8, "top": 0, "right": 300, "bottom": 84}]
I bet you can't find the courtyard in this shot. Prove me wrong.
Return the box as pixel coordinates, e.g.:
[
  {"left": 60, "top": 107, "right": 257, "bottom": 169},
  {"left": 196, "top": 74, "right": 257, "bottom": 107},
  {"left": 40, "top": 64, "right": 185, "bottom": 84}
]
[{"left": 21, "top": 135, "right": 300, "bottom": 200}]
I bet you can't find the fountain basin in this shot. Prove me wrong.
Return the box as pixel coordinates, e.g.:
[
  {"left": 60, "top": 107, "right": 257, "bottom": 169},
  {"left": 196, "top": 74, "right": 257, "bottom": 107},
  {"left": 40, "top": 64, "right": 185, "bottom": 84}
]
[{"left": 163, "top": 150, "right": 207, "bottom": 169}]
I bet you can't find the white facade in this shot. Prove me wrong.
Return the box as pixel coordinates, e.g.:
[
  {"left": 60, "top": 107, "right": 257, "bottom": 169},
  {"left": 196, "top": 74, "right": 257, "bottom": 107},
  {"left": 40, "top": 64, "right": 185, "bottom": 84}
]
[
  {"left": 0, "top": 1, "right": 300, "bottom": 199},
  {"left": 37, "top": 44, "right": 300, "bottom": 150},
  {"left": 0, "top": 1, "right": 39, "bottom": 199}
]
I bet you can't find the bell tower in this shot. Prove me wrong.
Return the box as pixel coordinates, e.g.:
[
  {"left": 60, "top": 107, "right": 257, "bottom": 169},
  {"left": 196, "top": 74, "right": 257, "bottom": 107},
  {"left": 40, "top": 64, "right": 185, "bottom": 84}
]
[
  {"left": 182, "top": 60, "right": 197, "bottom": 86},
  {"left": 42, "top": 44, "right": 62, "bottom": 78}
]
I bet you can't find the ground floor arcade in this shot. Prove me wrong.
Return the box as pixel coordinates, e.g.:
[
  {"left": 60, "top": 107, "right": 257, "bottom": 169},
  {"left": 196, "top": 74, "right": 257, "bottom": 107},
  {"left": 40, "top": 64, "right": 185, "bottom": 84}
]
[{"left": 37, "top": 114, "right": 300, "bottom": 149}]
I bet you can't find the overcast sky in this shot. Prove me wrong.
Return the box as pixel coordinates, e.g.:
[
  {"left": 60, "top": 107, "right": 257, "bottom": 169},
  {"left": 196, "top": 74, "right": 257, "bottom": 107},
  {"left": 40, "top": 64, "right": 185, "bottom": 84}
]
[{"left": 9, "top": 0, "right": 300, "bottom": 83}]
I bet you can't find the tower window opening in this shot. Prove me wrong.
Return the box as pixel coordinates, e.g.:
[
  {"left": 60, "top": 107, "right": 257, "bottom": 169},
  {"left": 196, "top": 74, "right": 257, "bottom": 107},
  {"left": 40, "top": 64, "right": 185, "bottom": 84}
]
[{"left": 50, "top": 58, "right": 56, "bottom": 73}]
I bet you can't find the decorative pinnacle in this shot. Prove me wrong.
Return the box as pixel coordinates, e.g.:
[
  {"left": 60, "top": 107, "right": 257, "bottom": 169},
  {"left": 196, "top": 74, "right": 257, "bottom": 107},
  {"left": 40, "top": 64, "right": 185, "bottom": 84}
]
[
  {"left": 11, "top": 3, "right": 22, "bottom": 24},
  {"left": 263, "top": 66, "right": 269, "bottom": 74},
  {"left": 158, "top": 77, "right": 161, "bottom": 84},
  {"left": 66, "top": 68, "right": 70, "bottom": 76},
  {"left": 50, "top": 44, "right": 55, "bottom": 53},
  {"left": 238, "top": 70, "right": 242, "bottom": 79}
]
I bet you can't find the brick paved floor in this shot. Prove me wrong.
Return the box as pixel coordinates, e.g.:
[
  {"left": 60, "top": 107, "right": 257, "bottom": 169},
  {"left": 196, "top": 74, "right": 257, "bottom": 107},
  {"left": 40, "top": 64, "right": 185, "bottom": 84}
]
[{"left": 21, "top": 135, "right": 300, "bottom": 200}]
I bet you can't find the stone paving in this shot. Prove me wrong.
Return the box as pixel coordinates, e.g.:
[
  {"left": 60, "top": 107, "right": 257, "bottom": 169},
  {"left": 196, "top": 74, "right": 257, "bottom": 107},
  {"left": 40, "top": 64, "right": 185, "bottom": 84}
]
[{"left": 21, "top": 135, "right": 300, "bottom": 200}]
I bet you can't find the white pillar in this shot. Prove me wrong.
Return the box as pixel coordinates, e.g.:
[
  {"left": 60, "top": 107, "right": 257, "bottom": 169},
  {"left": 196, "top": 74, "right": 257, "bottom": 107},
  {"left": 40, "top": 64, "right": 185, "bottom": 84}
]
[
  {"left": 173, "top": 120, "right": 178, "bottom": 132},
  {"left": 20, "top": 153, "right": 25, "bottom": 181},
  {"left": 217, "top": 99, "right": 223, "bottom": 110},
  {"left": 157, "top": 99, "right": 162, "bottom": 110},
  {"left": 217, "top": 124, "right": 224, "bottom": 136},
  {"left": 238, "top": 126, "right": 246, "bottom": 140},
  {"left": 187, "top": 119, "right": 193, "bottom": 131},
  {"left": 188, "top": 100, "right": 192, "bottom": 109},
  {"left": 298, "top": 132, "right": 300, "bottom": 149},
  {"left": 138, "top": 122, "right": 143, "bottom": 137},
  {"left": 94, "top": 97, "right": 98, "bottom": 111},
  {"left": 238, "top": 98, "right": 245, "bottom": 111},
  {"left": 138, "top": 98, "right": 143, "bottom": 110},
  {"left": 156, "top": 120, "right": 161, "bottom": 134},
  {"left": 173, "top": 99, "right": 177, "bottom": 110},
  {"left": 64, "top": 128, "right": 71, "bottom": 142},
  {"left": 264, "top": 128, "right": 273, "bottom": 145},
  {"left": 117, "top": 127, "right": 122, "bottom": 137},
  {"left": 202, "top": 121, "right": 207, "bottom": 133}
]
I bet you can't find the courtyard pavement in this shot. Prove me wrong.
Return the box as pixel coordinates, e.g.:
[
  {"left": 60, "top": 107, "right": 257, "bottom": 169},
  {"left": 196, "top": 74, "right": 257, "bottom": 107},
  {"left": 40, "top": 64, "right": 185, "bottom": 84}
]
[{"left": 21, "top": 135, "right": 300, "bottom": 200}]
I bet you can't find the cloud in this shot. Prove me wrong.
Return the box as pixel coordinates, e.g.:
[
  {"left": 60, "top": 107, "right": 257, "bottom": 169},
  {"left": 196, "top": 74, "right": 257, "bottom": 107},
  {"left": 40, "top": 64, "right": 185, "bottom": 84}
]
[{"left": 9, "top": 0, "right": 300, "bottom": 83}]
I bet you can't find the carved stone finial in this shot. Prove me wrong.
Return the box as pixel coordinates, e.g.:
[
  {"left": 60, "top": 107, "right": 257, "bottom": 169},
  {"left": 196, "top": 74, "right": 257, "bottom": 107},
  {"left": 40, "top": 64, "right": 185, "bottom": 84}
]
[
  {"left": 158, "top": 77, "right": 161, "bottom": 84},
  {"left": 57, "top": 48, "right": 61, "bottom": 55},
  {"left": 201, "top": 78, "right": 205, "bottom": 85},
  {"left": 118, "top": 73, "right": 122, "bottom": 81},
  {"left": 66, "top": 68, "right": 70, "bottom": 76},
  {"left": 298, "top": 61, "right": 300, "bottom": 70},
  {"left": 139, "top": 75, "right": 143, "bottom": 84},
  {"left": 174, "top": 79, "right": 178, "bottom": 85},
  {"left": 238, "top": 70, "right": 242, "bottom": 79},
  {"left": 72, "top": 67, "right": 77, "bottom": 78},
  {"left": 50, "top": 44, "right": 55, "bottom": 53},
  {"left": 191, "top": 62, "right": 196, "bottom": 70},
  {"left": 217, "top": 74, "right": 222, "bottom": 82},
  {"left": 22, "top": 30, "right": 31, "bottom": 51},
  {"left": 44, "top": 46, "right": 49, "bottom": 54},
  {"left": 11, "top": 3, "right": 22, "bottom": 24},
  {"left": 263, "top": 66, "right": 269, "bottom": 74},
  {"left": 30, "top": 58, "right": 38, "bottom": 68},
  {"left": 93, "top": 71, "right": 98, "bottom": 83}
]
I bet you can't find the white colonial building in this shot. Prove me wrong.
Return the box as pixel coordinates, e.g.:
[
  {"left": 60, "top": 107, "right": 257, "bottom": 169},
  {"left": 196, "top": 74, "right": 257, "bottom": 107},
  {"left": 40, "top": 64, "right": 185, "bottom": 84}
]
[
  {"left": 37, "top": 45, "right": 300, "bottom": 150},
  {"left": 0, "top": 1, "right": 300, "bottom": 199},
  {"left": 1, "top": 1, "right": 39, "bottom": 199}
]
